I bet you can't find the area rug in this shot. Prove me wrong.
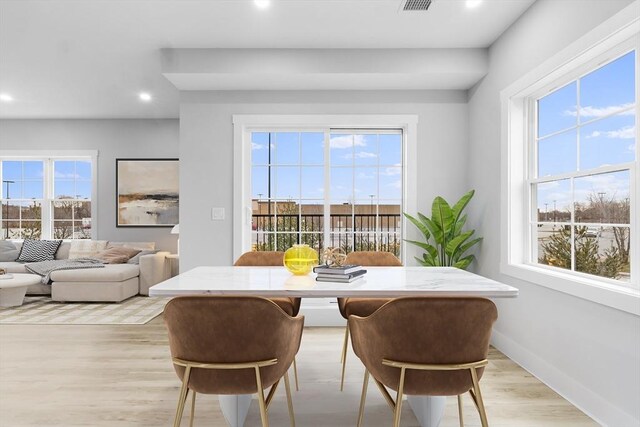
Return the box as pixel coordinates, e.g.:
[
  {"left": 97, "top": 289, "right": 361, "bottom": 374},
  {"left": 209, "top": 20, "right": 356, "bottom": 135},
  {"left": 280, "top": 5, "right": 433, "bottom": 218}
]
[{"left": 0, "top": 296, "right": 169, "bottom": 325}]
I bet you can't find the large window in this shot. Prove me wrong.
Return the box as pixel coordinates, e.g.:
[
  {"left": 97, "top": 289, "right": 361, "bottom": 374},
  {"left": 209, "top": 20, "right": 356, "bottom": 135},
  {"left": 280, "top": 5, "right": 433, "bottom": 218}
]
[
  {"left": 1, "top": 155, "right": 96, "bottom": 240},
  {"left": 250, "top": 130, "right": 403, "bottom": 257},
  {"left": 531, "top": 50, "right": 635, "bottom": 284}
]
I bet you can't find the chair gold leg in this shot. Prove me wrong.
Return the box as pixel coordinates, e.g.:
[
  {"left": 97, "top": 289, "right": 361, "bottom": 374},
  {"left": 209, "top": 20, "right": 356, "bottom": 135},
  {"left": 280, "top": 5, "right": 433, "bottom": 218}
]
[
  {"left": 283, "top": 370, "right": 296, "bottom": 427},
  {"left": 340, "top": 324, "right": 349, "bottom": 391},
  {"left": 470, "top": 368, "right": 489, "bottom": 427},
  {"left": 255, "top": 366, "right": 270, "bottom": 427},
  {"left": 189, "top": 390, "right": 196, "bottom": 427},
  {"left": 457, "top": 394, "right": 464, "bottom": 427},
  {"left": 293, "top": 358, "right": 300, "bottom": 391},
  {"left": 393, "top": 367, "right": 406, "bottom": 427},
  {"left": 173, "top": 366, "right": 192, "bottom": 427},
  {"left": 356, "top": 370, "right": 370, "bottom": 427}
]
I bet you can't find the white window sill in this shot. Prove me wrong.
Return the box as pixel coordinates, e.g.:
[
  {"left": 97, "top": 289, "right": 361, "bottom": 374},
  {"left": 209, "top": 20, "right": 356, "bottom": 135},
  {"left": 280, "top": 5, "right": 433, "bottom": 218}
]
[{"left": 501, "top": 263, "right": 640, "bottom": 316}]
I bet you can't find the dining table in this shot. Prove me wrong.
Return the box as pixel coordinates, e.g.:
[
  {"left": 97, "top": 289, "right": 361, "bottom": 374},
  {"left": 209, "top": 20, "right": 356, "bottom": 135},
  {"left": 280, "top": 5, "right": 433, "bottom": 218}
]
[{"left": 149, "top": 265, "right": 518, "bottom": 427}]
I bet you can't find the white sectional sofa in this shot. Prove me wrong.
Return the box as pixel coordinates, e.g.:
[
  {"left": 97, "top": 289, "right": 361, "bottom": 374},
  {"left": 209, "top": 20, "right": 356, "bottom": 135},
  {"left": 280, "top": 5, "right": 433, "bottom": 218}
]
[{"left": 0, "top": 241, "right": 170, "bottom": 302}]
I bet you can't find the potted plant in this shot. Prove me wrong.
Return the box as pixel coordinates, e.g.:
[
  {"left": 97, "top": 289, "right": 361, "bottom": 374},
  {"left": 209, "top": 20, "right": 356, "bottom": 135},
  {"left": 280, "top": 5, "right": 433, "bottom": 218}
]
[{"left": 404, "top": 190, "right": 482, "bottom": 269}]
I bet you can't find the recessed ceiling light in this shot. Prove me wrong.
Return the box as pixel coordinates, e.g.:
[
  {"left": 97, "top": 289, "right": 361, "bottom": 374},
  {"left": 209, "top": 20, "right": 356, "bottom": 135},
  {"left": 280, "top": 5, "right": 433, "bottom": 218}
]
[
  {"left": 466, "top": 0, "right": 482, "bottom": 8},
  {"left": 139, "top": 92, "right": 152, "bottom": 102},
  {"left": 254, "top": 0, "right": 270, "bottom": 10},
  {"left": 0, "top": 93, "right": 14, "bottom": 102}
]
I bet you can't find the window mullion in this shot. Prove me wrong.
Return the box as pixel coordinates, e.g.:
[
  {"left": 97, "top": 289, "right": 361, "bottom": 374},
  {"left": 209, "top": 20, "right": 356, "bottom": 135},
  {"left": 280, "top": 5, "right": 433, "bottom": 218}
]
[{"left": 323, "top": 129, "right": 331, "bottom": 251}]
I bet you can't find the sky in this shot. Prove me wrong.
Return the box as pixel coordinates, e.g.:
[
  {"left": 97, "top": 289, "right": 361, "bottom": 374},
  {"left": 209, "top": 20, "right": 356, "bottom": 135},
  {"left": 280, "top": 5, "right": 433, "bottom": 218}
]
[
  {"left": 1, "top": 160, "right": 92, "bottom": 200},
  {"left": 536, "top": 50, "right": 635, "bottom": 223}
]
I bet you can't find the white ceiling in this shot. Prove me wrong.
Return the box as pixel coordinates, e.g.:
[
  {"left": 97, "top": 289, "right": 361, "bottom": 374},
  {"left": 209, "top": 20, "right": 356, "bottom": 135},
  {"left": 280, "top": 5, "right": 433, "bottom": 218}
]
[{"left": 0, "top": 0, "right": 536, "bottom": 118}]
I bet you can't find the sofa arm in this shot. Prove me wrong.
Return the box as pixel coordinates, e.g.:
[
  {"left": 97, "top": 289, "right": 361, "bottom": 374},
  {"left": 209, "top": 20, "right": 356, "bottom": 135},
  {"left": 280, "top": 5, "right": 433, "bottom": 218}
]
[{"left": 139, "top": 251, "right": 171, "bottom": 296}]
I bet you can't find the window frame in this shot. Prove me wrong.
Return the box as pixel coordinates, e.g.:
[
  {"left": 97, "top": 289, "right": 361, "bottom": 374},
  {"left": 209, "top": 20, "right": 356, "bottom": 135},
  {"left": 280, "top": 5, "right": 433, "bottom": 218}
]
[
  {"left": 233, "top": 115, "right": 419, "bottom": 264},
  {"left": 0, "top": 150, "right": 98, "bottom": 240},
  {"left": 500, "top": 13, "right": 639, "bottom": 315}
]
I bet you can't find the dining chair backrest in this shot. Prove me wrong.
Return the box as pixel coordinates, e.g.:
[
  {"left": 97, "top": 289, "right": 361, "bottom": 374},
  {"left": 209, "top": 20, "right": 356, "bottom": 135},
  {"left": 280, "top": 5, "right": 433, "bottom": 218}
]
[
  {"left": 234, "top": 251, "right": 285, "bottom": 266},
  {"left": 344, "top": 251, "right": 402, "bottom": 267},
  {"left": 349, "top": 297, "right": 497, "bottom": 396},
  {"left": 164, "top": 296, "right": 304, "bottom": 395}
]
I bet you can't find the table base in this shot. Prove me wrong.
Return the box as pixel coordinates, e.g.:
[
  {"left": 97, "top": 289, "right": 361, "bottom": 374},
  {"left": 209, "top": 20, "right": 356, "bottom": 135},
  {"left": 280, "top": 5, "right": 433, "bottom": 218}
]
[{"left": 0, "top": 286, "right": 28, "bottom": 307}]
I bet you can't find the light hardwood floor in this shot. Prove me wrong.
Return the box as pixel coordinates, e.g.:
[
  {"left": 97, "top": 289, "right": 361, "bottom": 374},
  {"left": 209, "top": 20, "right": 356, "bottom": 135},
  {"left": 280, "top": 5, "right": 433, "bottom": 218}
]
[{"left": 0, "top": 317, "right": 598, "bottom": 427}]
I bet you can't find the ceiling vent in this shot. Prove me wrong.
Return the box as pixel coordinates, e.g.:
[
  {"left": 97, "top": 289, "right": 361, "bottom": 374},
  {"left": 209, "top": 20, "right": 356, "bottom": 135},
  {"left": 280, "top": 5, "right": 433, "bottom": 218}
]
[{"left": 400, "top": 0, "right": 433, "bottom": 12}]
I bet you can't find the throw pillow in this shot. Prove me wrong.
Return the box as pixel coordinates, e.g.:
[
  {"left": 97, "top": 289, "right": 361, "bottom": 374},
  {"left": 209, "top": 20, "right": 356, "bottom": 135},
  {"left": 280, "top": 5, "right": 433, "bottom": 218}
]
[
  {"left": 127, "top": 250, "right": 157, "bottom": 265},
  {"left": 94, "top": 246, "right": 141, "bottom": 264},
  {"left": 16, "top": 239, "right": 62, "bottom": 262},
  {"left": 0, "top": 240, "right": 20, "bottom": 262},
  {"left": 68, "top": 240, "right": 108, "bottom": 259}
]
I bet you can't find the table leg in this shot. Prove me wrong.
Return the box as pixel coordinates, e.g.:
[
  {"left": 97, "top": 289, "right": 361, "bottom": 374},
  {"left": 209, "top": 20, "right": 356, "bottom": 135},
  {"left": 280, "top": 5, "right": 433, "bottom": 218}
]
[
  {"left": 407, "top": 395, "right": 447, "bottom": 427},
  {"left": 218, "top": 394, "right": 252, "bottom": 427}
]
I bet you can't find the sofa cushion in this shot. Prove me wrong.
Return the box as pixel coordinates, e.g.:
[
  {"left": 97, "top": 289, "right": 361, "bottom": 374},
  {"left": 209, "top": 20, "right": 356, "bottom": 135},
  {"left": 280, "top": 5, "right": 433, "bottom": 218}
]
[
  {"left": 108, "top": 241, "right": 155, "bottom": 251},
  {"left": 94, "top": 246, "right": 141, "bottom": 264},
  {"left": 0, "top": 241, "right": 20, "bottom": 262},
  {"left": 0, "top": 262, "right": 27, "bottom": 273},
  {"left": 55, "top": 242, "right": 71, "bottom": 260},
  {"left": 68, "top": 240, "right": 108, "bottom": 259},
  {"left": 17, "top": 239, "right": 62, "bottom": 262},
  {"left": 49, "top": 264, "right": 139, "bottom": 282}
]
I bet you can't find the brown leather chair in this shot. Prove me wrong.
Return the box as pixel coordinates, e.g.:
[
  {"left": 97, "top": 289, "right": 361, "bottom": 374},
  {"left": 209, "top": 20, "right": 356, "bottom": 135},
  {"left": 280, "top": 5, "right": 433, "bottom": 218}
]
[
  {"left": 349, "top": 297, "right": 498, "bottom": 427},
  {"left": 234, "top": 251, "right": 302, "bottom": 389},
  {"left": 164, "top": 296, "right": 304, "bottom": 427},
  {"left": 338, "top": 251, "right": 402, "bottom": 391}
]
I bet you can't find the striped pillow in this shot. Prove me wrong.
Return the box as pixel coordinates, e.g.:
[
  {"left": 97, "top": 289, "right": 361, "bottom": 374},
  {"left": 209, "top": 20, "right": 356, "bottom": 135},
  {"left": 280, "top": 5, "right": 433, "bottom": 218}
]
[{"left": 16, "top": 239, "right": 62, "bottom": 263}]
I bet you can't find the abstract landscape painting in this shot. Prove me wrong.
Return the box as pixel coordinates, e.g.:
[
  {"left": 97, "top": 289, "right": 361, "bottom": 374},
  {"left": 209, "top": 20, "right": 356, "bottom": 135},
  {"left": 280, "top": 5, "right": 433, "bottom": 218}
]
[{"left": 116, "top": 159, "right": 179, "bottom": 227}]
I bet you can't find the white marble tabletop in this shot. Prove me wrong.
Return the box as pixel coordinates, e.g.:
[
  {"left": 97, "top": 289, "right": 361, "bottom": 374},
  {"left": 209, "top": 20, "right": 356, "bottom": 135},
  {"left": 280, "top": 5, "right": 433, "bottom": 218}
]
[{"left": 149, "top": 266, "right": 518, "bottom": 298}]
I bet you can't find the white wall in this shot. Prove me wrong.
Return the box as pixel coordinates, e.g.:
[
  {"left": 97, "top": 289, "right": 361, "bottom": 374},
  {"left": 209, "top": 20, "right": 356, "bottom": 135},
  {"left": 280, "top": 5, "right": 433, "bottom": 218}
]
[
  {"left": 179, "top": 90, "right": 469, "bottom": 271},
  {"left": 467, "top": 0, "right": 639, "bottom": 425},
  {"left": 0, "top": 119, "right": 180, "bottom": 251}
]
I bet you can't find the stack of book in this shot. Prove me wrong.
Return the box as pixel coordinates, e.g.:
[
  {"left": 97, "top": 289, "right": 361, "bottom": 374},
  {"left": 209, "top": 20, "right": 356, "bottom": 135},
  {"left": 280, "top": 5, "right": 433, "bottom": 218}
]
[{"left": 313, "top": 264, "right": 367, "bottom": 283}]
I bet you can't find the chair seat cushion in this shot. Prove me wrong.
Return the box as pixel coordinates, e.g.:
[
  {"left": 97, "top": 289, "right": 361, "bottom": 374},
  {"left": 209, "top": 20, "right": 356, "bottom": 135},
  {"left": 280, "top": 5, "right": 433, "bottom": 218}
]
[{"left": 343, "top": 298, "right": 391, "bottom": 318}]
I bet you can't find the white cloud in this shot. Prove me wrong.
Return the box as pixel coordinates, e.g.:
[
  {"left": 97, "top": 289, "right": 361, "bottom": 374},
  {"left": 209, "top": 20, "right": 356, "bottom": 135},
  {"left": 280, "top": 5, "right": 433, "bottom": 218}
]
[
  {"left": 251, "top": 142, "right": 264, "bottom": 150},
  {"left": 330, "top": 134, "right": 366, "bottom": 149},
  {"left": 585, "top": 126, "right": 635, "bottom": 140},
  {"left": 343, "top": 151, "right": 378, "bottom": 159},
  {"left": 54, "top": 172, "right": 80, "bottom": 179},
  {"left": 380, "top": 166, "right": 401, "bottom": 176},
  {"left": 629, "top": 143, "right": 636, "bottom": 153},
  {"left": 563, "top": 103, "right": 635, "bottom": 118}
]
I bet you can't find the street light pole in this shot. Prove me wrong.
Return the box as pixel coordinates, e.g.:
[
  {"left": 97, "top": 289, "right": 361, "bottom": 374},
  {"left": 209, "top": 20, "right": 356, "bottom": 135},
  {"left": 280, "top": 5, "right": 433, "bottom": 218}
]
[{"left": 3, "top": 180, "right": 15, "bottom": 239}]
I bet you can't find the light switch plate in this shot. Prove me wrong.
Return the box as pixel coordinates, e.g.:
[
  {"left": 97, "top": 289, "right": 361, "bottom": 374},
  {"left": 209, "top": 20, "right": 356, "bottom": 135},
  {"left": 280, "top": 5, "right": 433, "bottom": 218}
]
[{"left": 211, "top": 208, "right": 225, "bottom": 220}]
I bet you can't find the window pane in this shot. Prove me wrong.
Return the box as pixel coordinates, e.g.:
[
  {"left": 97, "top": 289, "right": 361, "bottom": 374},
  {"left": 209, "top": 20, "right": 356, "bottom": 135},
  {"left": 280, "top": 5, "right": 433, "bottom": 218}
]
[
  {"left": 253, "top": 200, "right": 275, "bottom": 232},
  {"left": 21, "top": 201, "right": 42, "bottom": 219},
  {"left": 53, "top": 221, "right": 73, "bottom": 239},
  {"left": 54, "top": 161, "right": 75, "bottom": 179},
  {"left": 354, "top": 202, "right": 377, "bottom": 233},
  {"left": 275, "top": 132, "right": 299, "bottom": 165},
  {"left": 276, "top": 201, "right": 299, "bottom": 232},
  {"left": 251, "top": 166, "right": 272, "bottom": 200},
  {"left": 19, "top": 220, "right": 41, "bottom": 239},
  {"left": 574, "top": 170, "right": 630, "bottom": 224},
  {"left": 328, "top": 233, "right": 353, "bottom": 253},
  {"left": 330, "top": 202, "right": 353, "bottom": 232},
  {"left": 300, "top": 201, "right": 324, "bottom": 232},
  {"left": 354, "top": 233, "right": 377, "bottom": 251},
  {"left": 538, "top": 129, "right": 577, "bottom": 177},
  {"left": 379, "top": 133, "right": 402, "bottom": 165},
  {"left": 3, "top": 202, "right": 20, "bottom": 219},
  {"left": 580, "top": 113, "right": 635, "bottom": 170},
  {"left": 354, "top": 168, "right": 377, "bottom": 199},
  {"left": 537, "top": 224, "right": 572, "bottom": 271},
  {"left": 23, "top": 161, "right": 43, "bottom": 180},
  {"left": 379, "top": 166, "right": 402, "bottom": 199},
  {"left": 54, "top": 180, "right": 75, "bottom": 199},
  {"left": 574, "top": 226, "right": 630, "bottom": 282},
  {"left": 300, "top": 132, "right": 324, "bottom": 165},
  {"left": 379, "top": 232, "right": 401, "bottom": 257},
  {"left": 535, "top": 179, "right": 571, "bottom": 222},
  {"left": 3, "top": 181, "right": 22, "bottom": 199},
  {"left": 275, "top": 167, "right": 299, "bottom": 200},
  {"left": 301, "top": 233, "right": 324, "bottom": 253},
  {"left": 253, "top": 233, "right": 275, "bottom": 251},
  {"left": 53, "top": 201, "right": 74, "bottom": 220},
  {"left": 276, "top": 233, "right": 299, "bottom": 251},
  {"left": 251, "top": 132, "right": 270, "bottom": 165},
  {"left": 76, "top": 161, "right": 92, "bottom": 180},
  {"left": 580, "top": 51, "right": 635, "bottom": 122},
  {"left": 2, "top": 161, "right": 22, "bottom": 181},
  {"left": 76, "top": 181, "right": 91, "bottom": 199},
  {"left": 23, "top": 181, "right": 43, "bottom": 199},
  {"left": 330, "top": 168, "right": 353, "bottom": 200},
  {"left": 354, "top": 134, "right": 378, "bottom": 166},
  {"left": 379, "top": 200, "right": 402, "bottom": 233},
  {"left": 538, "top": 82, "right": 577, "bottom": 138},
  {"left": 329, "top": 134, "right": 353, "bottom": 166},
  {"left": 300, "top": 167, "right": 324, "bottom": 199},
  {"left": 74, "top": 201, "right": 91, "bottom": 221},
  {"left": 73, "top": 222, "right": 92, "bottom": 239}
]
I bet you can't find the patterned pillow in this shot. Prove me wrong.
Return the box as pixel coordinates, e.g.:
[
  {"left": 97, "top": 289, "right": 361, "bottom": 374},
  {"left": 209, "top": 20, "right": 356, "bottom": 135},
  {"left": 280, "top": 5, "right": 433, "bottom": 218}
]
[{"left": 16, "top": 239, "right": 62, "bottom": 263}]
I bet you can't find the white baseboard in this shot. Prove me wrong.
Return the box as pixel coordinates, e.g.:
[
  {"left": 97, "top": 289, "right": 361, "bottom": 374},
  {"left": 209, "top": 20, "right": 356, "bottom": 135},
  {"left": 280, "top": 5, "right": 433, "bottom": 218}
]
[{"left": 491, "top": 329, "right": 638, "bottom": 427}]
